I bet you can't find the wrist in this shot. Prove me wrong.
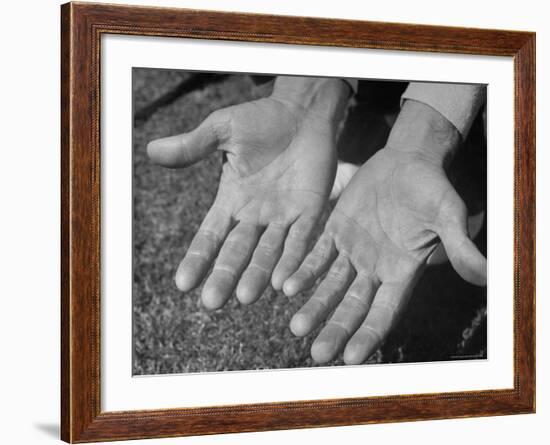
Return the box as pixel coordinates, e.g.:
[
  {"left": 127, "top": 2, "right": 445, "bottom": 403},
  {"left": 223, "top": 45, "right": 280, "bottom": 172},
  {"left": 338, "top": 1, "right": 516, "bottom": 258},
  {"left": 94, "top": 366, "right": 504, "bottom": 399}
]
[
  {"left": 386, "top": 99, "right": 461, "bottom": 167},
  {"left": 271, "top": 76, "right": 351, "bottom": 124}
]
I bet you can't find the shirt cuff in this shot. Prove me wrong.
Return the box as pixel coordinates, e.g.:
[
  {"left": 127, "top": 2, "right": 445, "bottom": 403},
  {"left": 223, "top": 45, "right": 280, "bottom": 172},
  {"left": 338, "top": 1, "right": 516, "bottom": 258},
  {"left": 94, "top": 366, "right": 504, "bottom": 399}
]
[
  {"left": 342, "top": 78, "right": 358, "bottom": 95},
  {"left": 400, "top": 82, "right": 485, "bottom": 138}
]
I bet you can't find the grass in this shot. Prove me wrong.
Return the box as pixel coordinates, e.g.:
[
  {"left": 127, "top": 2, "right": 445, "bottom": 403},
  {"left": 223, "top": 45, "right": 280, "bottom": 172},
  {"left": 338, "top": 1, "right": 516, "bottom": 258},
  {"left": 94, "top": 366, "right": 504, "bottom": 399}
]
[{"left": 132, "top": 69, "right": 487, "bottom": 375}]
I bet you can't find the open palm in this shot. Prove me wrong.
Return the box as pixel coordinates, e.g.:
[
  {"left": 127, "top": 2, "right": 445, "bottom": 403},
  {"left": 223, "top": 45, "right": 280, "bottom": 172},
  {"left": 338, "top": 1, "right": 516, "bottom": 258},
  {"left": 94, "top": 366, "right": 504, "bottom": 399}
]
[
  {"left": 148, "top": 95, "right": 338, "bottom": 309},
  {"left": 284, "top": 148, "right": 487, "bottom": 364}
]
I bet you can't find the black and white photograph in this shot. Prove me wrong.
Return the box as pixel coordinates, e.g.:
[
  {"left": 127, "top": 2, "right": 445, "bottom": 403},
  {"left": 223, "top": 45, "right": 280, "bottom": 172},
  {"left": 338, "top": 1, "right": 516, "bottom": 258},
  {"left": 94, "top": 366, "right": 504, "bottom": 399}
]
[
  {"left": 1, "top": 0, "right": 545, "bottom": 442},
  {"left": 132, "top": 69, "right": 487, "bottom": 375}
]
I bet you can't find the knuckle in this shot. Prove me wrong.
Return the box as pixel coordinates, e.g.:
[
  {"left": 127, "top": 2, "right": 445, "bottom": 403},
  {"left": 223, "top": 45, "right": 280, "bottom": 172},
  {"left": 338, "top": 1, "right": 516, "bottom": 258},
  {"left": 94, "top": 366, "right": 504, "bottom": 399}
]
[
  {"left": 327, "top": 320, "right": 353, "bottom": 338},
  {"left": 212, "top": 264, "right": 237, "bottom": 276},
  {"left": 185, "top": 251, "right": 209, "bottom": 261},
  {"left": 196, "top": 229, "right": 221, "bottom": 244},
  {"left": 280, "top": 250, "right": 301, "bottom": 265},
  {"left": 309, "top": 296, "right": 329, "bottom": 312},
  {"left": 223, "top": 239, "right": 249, "bottom": 256},
  {"left": 344, "top": 293, "right": 369, "bottom": 311},
  {"left": 325, "top": 269, "right": 347, "bottom": 282},
  {"left": 286, "top": 229, "right": 308, "bottom": 244},
  {"left": 208, "top": 109, "right": 233, "bottom": 141},
  {"left": 312, "top": 245, "right": 332, "bottom": 263},
  {"left": 362, "top": 325, "right": 384, "bottom": 344},
  {"left": 246, "top": 263, "right": 271, "bottom": 275},
  {"left": 257, "top": 241, "right": 279, "bottom": 255},
  {"left": 296, "top": 267, "right": 316, "bottom": 283},
  {"left": 371, "top": 298, "right": 399, "bottom": 313}
]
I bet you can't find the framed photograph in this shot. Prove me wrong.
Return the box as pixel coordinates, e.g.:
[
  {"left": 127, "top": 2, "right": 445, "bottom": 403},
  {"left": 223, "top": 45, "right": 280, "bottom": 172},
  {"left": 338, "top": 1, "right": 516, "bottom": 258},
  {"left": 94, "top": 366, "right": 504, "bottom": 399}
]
[{"left": 61, "top": 2, "right": 535, "bottom": 442}]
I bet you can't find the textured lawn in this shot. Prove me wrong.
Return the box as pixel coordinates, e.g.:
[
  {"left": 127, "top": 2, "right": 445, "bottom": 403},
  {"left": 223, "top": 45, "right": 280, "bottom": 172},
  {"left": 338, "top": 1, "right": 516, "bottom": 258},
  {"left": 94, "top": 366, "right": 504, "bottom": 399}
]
[{"left": 132, "top": 69, "right": 487, "bottom": 375}]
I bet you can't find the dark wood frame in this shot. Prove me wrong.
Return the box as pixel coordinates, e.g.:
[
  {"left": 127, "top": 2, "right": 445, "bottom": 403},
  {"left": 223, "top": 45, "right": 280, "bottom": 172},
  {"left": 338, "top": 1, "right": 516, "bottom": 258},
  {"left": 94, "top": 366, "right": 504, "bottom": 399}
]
[{"left": 61, "top": 1, "right": 536, "bottom": 442}]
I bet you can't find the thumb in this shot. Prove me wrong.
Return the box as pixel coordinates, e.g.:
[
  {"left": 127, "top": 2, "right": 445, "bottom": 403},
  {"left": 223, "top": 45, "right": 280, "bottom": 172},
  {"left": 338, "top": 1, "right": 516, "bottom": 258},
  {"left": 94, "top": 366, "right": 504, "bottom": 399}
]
[
  {"left": 437, "top": 191, "right": 487, "bottom": 286},
  {"left": 440, "top": 227, "right": 487, "bottom": 286},
  {"left": 147, "top": 111, "right": 224, "bottom": 168}
]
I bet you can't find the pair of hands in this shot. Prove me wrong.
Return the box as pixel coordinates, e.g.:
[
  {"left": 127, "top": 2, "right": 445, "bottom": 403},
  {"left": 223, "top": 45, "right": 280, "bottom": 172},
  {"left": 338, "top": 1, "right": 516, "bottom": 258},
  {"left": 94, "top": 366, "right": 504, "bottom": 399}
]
[{"left": 147, "top": 76, "right": 487, "bottom": 365}]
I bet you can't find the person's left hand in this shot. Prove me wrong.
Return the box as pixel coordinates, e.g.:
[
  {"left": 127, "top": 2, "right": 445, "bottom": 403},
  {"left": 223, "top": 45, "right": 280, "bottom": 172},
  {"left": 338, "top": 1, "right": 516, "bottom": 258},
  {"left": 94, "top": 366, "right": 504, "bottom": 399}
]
[{"left": 283, "top": 100, "right": 487, "bottom": 364}]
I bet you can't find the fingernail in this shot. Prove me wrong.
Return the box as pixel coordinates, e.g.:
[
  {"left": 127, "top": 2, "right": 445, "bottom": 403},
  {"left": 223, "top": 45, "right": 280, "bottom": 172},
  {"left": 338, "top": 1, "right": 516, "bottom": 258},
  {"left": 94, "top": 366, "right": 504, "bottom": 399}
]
[
  {"left": 311, "top": 340, "right": 336, "bottom": 364},
  {"left": 201, "top": 286, "right": 225, "bottom": 311},
  {"left": 290, "top": 313, "right": 310, "bottom": 337},
  {"left": 271, "top": 274, "right": 283, "bottom": 291},
  {"left": 282, "top": 279, "right": 299, "bottom": 297},
  {"left": 343, "top": 342, "right": 370, "bottom": 365},
  {"left": 175, "top": 273, "right": 193, "bottom": 292},
  {"left": 235, "top": 285, "right": 257, "bottom": 305}
]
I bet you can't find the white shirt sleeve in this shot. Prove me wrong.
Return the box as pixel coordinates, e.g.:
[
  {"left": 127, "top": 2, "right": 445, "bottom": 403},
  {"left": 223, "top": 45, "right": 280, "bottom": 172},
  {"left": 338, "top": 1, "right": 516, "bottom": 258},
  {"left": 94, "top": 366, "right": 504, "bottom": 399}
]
[{"left": 401, "top": 82, "right": 486, "bottom": 138}]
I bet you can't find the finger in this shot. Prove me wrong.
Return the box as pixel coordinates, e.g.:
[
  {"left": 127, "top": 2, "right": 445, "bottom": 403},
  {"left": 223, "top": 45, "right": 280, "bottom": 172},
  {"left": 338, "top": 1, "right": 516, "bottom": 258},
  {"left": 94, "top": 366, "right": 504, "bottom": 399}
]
[
  {"left": 310, "top": 274, "right": 376, "bottom": 363},
  {"left": 440, "top": 227, "right": 487, "bottom": 286},
  {"left": 343, "top": 281, "right": 412, "bottom": 365},
  {"left": 147, "top": 110, "right": 225, "bottom": 168},
  {"left": 290, "top": 255, "right": 354, "bottom": 337},
  {"left": 235, "top": 223, "right": 287, "bottom": 304},
  {"left": 427, "top": 210, "right": 485, "bottom": 266},
  {"left": 201, "top": 222, "right": 263, "bottom": 310},
  {"left": 437, "top": 194, "right": 487, "bottom": 286},
  {"left": 282, "top": 234, "right": 338, "bottom": 297},
  {"left": 271, "top": 216, "right": 317, "bottom": 291},
  {"left": 175, "top": 206, "right": 232, "bottom": 292}
]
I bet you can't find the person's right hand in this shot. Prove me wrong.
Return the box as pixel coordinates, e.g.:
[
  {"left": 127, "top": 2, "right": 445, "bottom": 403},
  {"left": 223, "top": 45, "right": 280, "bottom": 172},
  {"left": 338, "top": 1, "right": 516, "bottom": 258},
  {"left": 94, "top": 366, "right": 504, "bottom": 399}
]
[
  {"left": 147, "top": 76, "right": 350, "bottom": 310},
  {"left": 283, "top": 99, "right": 487, "bottom": 365}
]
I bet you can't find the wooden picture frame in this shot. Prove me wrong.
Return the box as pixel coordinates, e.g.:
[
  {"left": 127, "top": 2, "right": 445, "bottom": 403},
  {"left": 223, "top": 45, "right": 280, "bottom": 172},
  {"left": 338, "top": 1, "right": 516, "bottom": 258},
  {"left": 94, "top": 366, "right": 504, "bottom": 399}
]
[{"left": 61, "top": 2, "right": 535, "bottom": 442}]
